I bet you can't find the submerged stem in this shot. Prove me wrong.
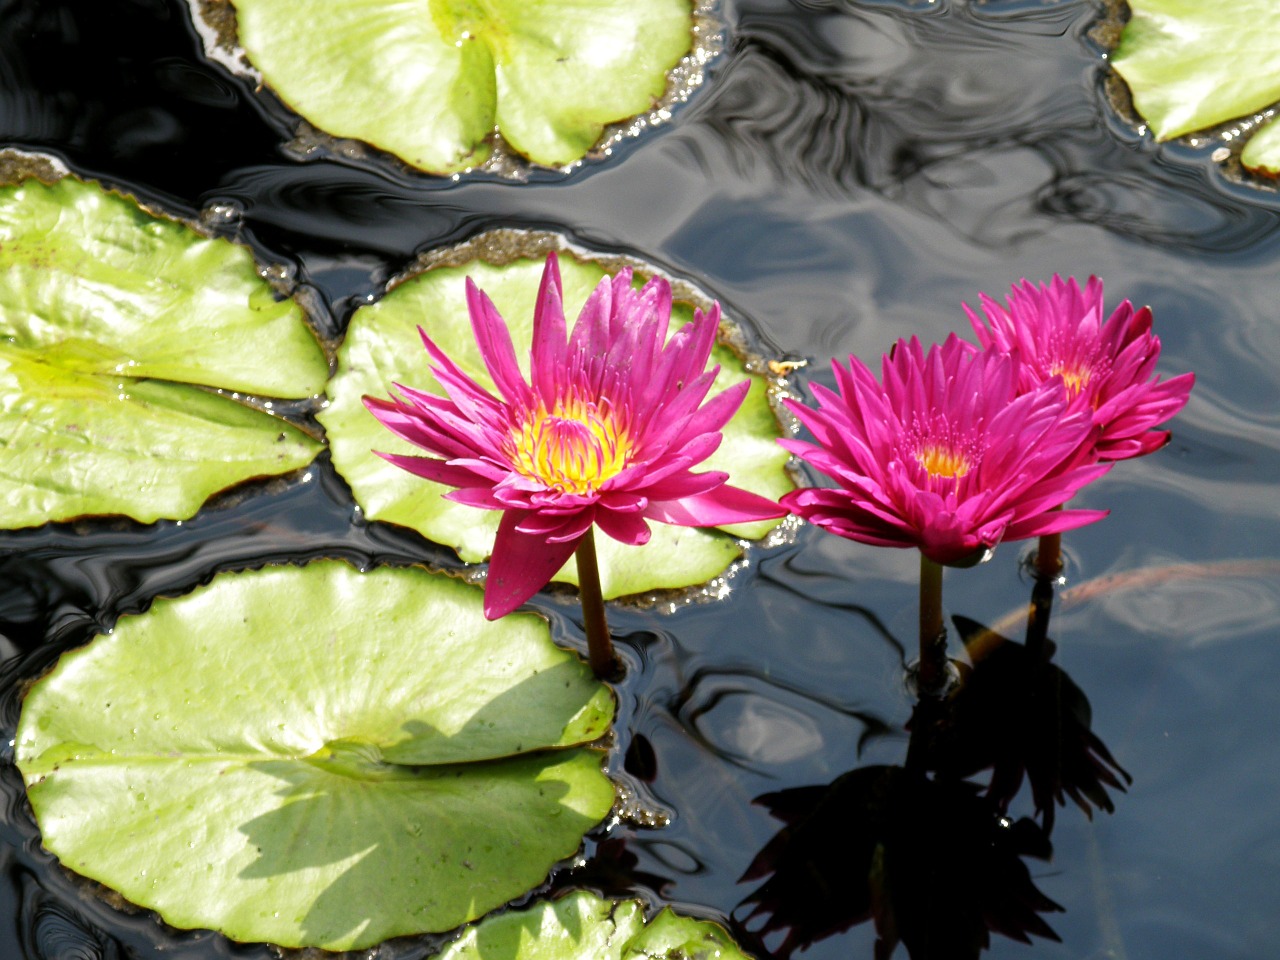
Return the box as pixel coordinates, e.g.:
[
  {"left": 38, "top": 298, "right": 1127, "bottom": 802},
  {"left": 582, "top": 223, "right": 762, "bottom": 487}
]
[
  {"left": 916, "top": 553, "right": 948, "bottom": 696},
  {"left": 574, "top": 527, "right": 616, "bottom": 680},
  {"left": 1024, "top": 574, "right": 1055, "bottom": 662}
]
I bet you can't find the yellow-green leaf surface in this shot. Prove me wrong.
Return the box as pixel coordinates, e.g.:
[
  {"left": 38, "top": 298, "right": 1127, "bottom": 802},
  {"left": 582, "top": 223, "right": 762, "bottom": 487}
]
[
  {"left": 1242, "top": 118, "right": 1280, "bottom": 175},
  {"left": 0, "top": 177, "right": 328, "bottom": 527},
  {"left": 1112, "top": 0, "right": 1280, "bottom": 141},
  {"left": 320, "top": 253, "right": 793, "bottom": 600},
  {"left": 229, "top": 0, "right": 692, "bottom": 173},
  {"left": 16, "top": 561, "right": 615, "bottom": 950},
  {"left": 436, "top": 891, "right": 752, "bottom": 960}
]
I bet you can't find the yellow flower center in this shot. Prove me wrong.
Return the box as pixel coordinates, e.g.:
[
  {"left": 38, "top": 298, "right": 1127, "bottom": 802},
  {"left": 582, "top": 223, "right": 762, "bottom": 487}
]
[
  {"left": 508, "top": 396, "right": 632, "bottom": 495},
  {"left": 915, "top": 444, "right": 971, "bottom": 479},
  {"left": 1050, "top": 361, "right": 1092, "bottom": 397}
]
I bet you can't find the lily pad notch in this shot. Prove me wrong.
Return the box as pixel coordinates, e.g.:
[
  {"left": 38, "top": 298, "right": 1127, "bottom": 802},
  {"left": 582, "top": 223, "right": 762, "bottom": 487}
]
[
  {"left": 201, "top": 0, "right": 715, "bottom": 174},
  {"left": 17, "top": 561, "right": 617, "bottom": 950},
  {"left": 0, "top": 172, "right": 329, "bottom": 528}
]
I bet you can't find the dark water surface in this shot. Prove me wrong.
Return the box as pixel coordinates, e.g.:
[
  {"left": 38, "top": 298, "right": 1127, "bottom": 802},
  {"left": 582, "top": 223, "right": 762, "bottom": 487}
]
[{"left": 2, "top": 1, "right": 1279, "bottom": 957}]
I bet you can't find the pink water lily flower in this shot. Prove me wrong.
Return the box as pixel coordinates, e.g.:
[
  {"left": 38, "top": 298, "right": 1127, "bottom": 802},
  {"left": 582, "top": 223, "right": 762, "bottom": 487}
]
[
  {"left": 364, "top": 254, "right": 786, "bottom": 620},
  {"left": 965, "top": 275, "right": 1194, "bottom": 460},
  {"left": 779, "top": 335, "right": 1111, "bottom": 566}
]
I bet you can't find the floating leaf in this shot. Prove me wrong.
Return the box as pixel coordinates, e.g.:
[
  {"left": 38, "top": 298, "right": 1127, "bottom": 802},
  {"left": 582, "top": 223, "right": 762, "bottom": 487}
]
[
  {"left": 227, "top": 0, "right": 693, "bottom": 172},
  {"left": 435, "top": 890, "right": 752, "bottom": 960},
  {"left": 0, "top": 176, "right": 328, "bottom": 527},
  {"left": 320, "top": 251, "right": 793, "bottom": 600},
  {"left": 1112, "top": 1, "right": 1280, "bottom": 141},
  {"left": 1241, "top": 118, "right": 1280, "bottom": 176},
  {"left": 16, "top": 561, "right": 616, "bottom": 950}
]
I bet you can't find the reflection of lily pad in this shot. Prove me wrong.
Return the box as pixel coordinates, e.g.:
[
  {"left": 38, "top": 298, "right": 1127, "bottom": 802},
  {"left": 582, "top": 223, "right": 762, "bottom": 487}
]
[
  {"left": 0, "top": 176, "right": 328, "bottom": 527},
  {"left": 437, "top": 891, "right": 751, "bottom": 960},
  {"left": 16, "top": 561, "right": 615, "bottom": 950},
  {"left": 227, "top": 0, "right": 693, "bottom": 173},
  {"left": 1112, "top": 1, "right": 1280, "bottom": 141},
  {"left": 320, "top": 248, "right": 793, "bottom": 600}
]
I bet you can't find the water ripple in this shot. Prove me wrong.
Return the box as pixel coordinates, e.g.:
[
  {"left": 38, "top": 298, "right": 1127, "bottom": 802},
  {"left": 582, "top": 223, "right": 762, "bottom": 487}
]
[
  {"left": 17, "top": 871, "right": 123, "bottom": 960},
  {"left": 677, "top": 1, "right": 1280, "bottom": 255}
]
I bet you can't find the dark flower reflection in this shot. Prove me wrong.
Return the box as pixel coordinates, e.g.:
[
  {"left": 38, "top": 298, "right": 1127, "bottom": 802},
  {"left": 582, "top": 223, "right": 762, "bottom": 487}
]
[
  {"left": 739, "top": 581, "right": 1130, "bottom": 960},
  {"left": 917, "top": 615, "right": 1132, "bottom": 832},
  {"left": 739, "top": 767, "right": 1061, "bottom": 960}
]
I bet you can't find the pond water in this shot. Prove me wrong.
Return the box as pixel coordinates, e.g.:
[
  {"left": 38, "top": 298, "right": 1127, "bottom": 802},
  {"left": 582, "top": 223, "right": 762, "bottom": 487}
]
[{"left": 2, "top": 0, "right": 1279, "bottom": 958}]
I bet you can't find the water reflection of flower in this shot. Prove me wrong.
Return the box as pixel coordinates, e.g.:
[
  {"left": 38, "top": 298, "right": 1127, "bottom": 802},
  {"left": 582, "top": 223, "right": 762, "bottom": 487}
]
[
  {"left": 913, "top": 615, "right": 1131, "bottom": 834},
  {"left": 365, "top": 253, "right": 784, "bottom": 620},
  {"left": 738, "top": 577, "right": 1132, "bottom": 959},
  {"left": 965, "top": 275, "right": 1194, "bottom": 462},
  {"left": 778, "top": 334, "right": 1109, "bottom": 568},
  {"left": 738, "top": 766, "right": 1062, "bottom": 960}
]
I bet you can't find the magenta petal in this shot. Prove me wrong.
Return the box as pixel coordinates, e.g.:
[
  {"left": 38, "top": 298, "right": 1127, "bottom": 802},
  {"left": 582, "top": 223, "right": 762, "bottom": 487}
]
[
  {"left": 645, "top": 485, "right": 787, "bottom": 527},
  {"left": 443, "top": 487, "right": 505, "bottom": 510},
  {"left": 514, "top": 513, "right": 568, "bottom": 535},
  {"left": 781, "top": 488, "right": 920, "bottom": 549},
  {"left": 1004, "top": 507, "right": 1109, "bottom": 541},
  {"left": 484, "top": 511, "right": 582, "bottom": 620},
  {"left": 635, "top": 469, "right": 730, "bottom": 501},
  {"left": 778, "top": 332, "right": 1130, "bottom": 560},
  {"left": 374, "top": 451, "right": 484, "bottom": 488},
  {"left": 543, "top": 509, "right": 597, "bottom": 544},
  {"left": 595, "top": 507, "right": 653, "bottom": 545},
  {"left": 466, "top": 278, "right": 532, "bottom": 406},
  {"left": 530, "top": 254, "right": 568, "bottom": 402}
]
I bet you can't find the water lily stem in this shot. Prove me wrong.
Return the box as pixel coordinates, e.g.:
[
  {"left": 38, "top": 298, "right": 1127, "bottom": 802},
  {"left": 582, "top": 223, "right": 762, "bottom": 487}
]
[
  {"left": 917, "top": 554, "right": 947, "bottom": 696},
  {"left": 575, "top": 528, "right": 616, "bottom": 680},
  {"left": 1035, "top": 531, "right": 1063, "bottom": 580},
  {"left": 1024, "top": 574, "right": 1055, "bottom": 662}
]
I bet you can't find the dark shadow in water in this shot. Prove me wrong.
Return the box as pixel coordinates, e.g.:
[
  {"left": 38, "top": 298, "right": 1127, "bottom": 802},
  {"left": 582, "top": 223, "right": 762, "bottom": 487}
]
[
  {"left": 915, "top": 614, "right": 1132, "bottom": 833},
  {"left": 17, "top": 867, "right": 126, "bottom": 960},
  {"left": 738, "top": 574, "right": 1129, "bottom": 959},
  {"left": 737, "top": 766, "right": 1060, "bottom": 960}
]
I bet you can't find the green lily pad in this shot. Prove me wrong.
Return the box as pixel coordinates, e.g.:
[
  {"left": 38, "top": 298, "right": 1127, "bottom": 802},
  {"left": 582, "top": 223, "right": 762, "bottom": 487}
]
[
  {"left": 0, "top": 176, "right": 328, "bottom": 527},
  {"left": 227, "top": 0, "right": 693, "bottom": 172},
  {"left": 436, "top": 890, "right": 752, "bottom": 960},
  {"left": 16, "top": 561, "right": 616, "bottom": 950},
  {"left": 1112, "top": 0, "right": 1280, "bottom": 141},
  {"left": 320, "top": 248, "right": 794, "bottom": 601},
  {"left": 1241, "top": 117, "right": 1280, "bottom": 175}
]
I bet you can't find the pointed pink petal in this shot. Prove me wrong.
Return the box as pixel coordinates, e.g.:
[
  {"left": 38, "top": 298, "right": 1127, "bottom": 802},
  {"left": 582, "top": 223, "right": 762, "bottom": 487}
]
[
  {"left": 414, "top": 327, "right": 498, "bottom": 410},
  {"left": 635, "top": 469, "right": 730, "bottom": 501},
  {"left": 466, "top": 278, "right": 533, "bottom": 406},
  {"left": 484, "top": 511, "right": 582, "bottom": 619},
  {"left": 644, "top": 485, "right": 786, "bottom": 527},
  {"left": 595, "top": 506, "right": 653, "bottom": 545},
  {"left": 1004, "top": 507, "right": 1109, "bottom": 541},
  {"left": 530, "top": 254, "right": 568, "bottom": 402},
  {"left": 443, "top": 487, "right": 505, "bottom": 509},
  {"left": 543, "top": 510, "right": 597, "bottom": 544},
  {"left": 373, "top": 451, "right": 486, "bottom": 488}
]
